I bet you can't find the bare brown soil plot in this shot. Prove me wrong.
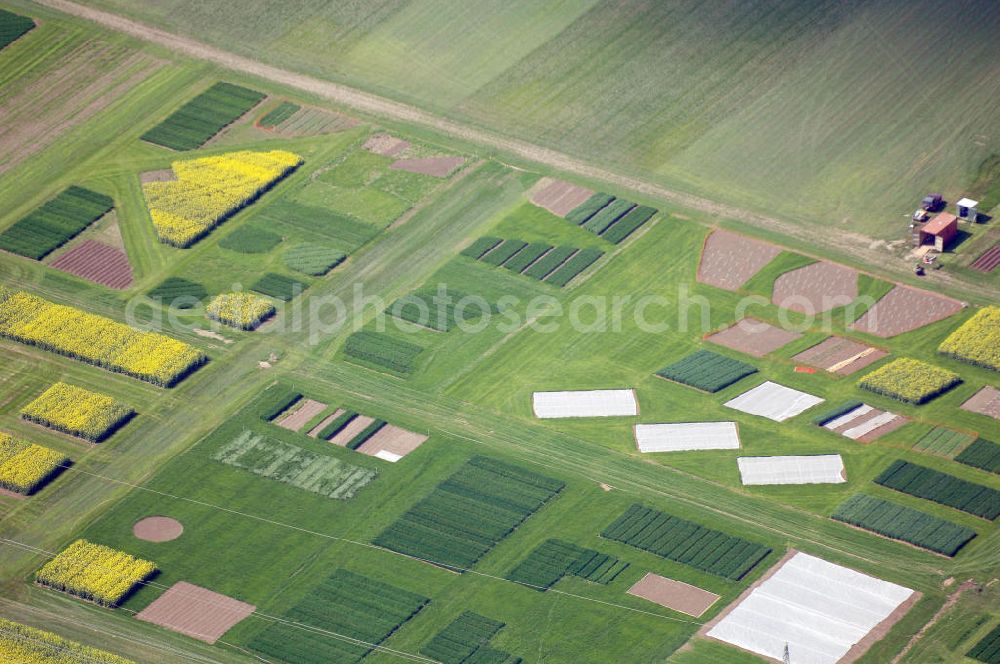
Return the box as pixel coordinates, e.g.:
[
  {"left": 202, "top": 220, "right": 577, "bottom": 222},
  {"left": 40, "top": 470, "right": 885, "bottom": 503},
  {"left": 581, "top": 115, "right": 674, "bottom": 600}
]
[
  {"left": 307, "top": 408, "right": 344, "bottom": 438},
  {"left": 697, "top": 230, "right": 781, "bottom": 291},
  {"left": 136, "top": 581, "right": 255, "bottom": 644},
  {"left": 390, "top": 156, "right": 466, "bottom": 177},
  {"left": 356, "top": 425, "right": 428, "bottom": 461},
  {"left": 364, "top": 132, "right": 410, "bottom": 156},
  {"left": 328, "top": 415, "right": 375, "bottom": 446},
  {"left": 50, "top": 240, "right": 133, "bottom": 289},
  {"left": 793, "top": 336, "right": 887, "bottom": 375},
  {"left": 772, "top": 262, "right": 858, "bottom": 313},
  {"left": 961, "top": 386, "right": 1000, "bottom": 421},
  {"left": 707, "top": 318, "right": 802, "bottom": 357},
  {"left": 528, "top": 177, "right": 594, "bottom": 217},
  {"left": 132, "top": 516, "right": 183, "bottom": 542},
  {"left": 970, "top": 244, "right": 1000, "bottom": 272},
  {"left": 851, "top": 285, "right": 963, "bottom": 338},
  {"left": 627, "top": 573, "right": 719, "bottom": 617},
  {"left": 273, "top": 399, "right": 327, "bottom": 432},
  {"left": 140, "top": 169, "right": 176, "bottom": 183}
]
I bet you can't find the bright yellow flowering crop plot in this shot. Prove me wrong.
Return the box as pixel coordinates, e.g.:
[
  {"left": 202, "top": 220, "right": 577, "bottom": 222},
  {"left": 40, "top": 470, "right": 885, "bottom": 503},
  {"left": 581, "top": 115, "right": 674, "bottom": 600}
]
[
  {"left": 939, "top": 306, "right": 1000, "bottom": 372},
  {"left": 207, "top": 292, "right": 275, "bottom": 330},
  {"left": 0, "top": 617, "right": 135, "bottom": 663},
  {"left": 858, "top": 358, "right": 961, "bottom": 405},
  {"left": 36, "top": 539, "right": 156, "bottom": 607},
  {"left": 143, "top": 149, "right": 302, "bottom": 247},
  {"left": 0, "top": 432, "right": 68, "bottom": 495},
  {"left": 21, "top": 383, "right": 134, "bottom": 443}
]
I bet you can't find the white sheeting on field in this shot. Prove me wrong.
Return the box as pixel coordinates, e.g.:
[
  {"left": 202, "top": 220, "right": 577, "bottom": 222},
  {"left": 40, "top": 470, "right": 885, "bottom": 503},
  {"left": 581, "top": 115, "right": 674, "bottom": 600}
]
[
  {"left": 635, "top": 422, "right": 739, "bottom": 452},
  {"left": 822, "top": 404, "right": 872, "bottom": 429},
  {"left": 737, "top": 455, "right": 845, "bottom": 485},
  {"left": 373, "top": 450, "right": 402, "bottom": 463},
  {"left": 724, "top": 381, "right": 824, "bottom": 422},
  {"left": 533, "top": 389, "right": 638, "bottom": 418},
  {"left": 707, "top": 552, "right": 914, "bottom": 664}
]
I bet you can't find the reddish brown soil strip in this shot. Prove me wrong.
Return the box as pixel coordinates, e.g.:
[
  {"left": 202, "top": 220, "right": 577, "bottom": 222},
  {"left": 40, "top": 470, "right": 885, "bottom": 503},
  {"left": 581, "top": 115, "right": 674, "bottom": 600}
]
[
  {"left": 356, "top": 425, "right": 428, "bottom": 461},
  {"left": 135, "top": 581, "right": 255, "bottom": 644},
  {"left": 627, "top": 573, "right": 719, "bottom": 618},
  {"left": 697, "top": 230, "right": 781, "bottom": 291},
  {"left": 307, "top": 408, "right": 344, "bottom": 438},
  {"left": 364, "top": 133, "right": 410, "bottom": 156},
  {"left": 858, "top": 415, "right": 910, "bottom": 443},
  {"left": 772, "top": 261, "right": 858, "bottom": 313},
  {"left": 970, "top": 244, "right": 1000, "bottom": 272},
  {"left": 960, "top": 386, "right": 1000, "bottom": 421},
  {"left": 528, "top": 177, "right": 594, "bottom": 217},
  {"left": 140, "top": 169, "right": 176, "bottom": 183},
  {"left": 328, "top": 415, "right": 374, "bottom": 446},
  {"left": 706, "top": 318, "right": 802, "bottom": 357},
  {"left": 132, "top": 516, "right": 183, "bottom": 543},
  {"left": 793, "top": 337, "right": 887, "bottom": 375},
  {"left": 842, "top": 590, "right": 922, "bottom": 664},
  {"left": 50, "top": 240, "right": 133, "bottom": 289},
  {"left": 390, "top": 156, "right": 465, "bottom": 177},
  {"left": 274, "top": 399, "right": 327, "bottom": 432},
  {"left": 0, "top": 487, "right": 27, "bottom": 500},
  {"left": 851, "top": 285, "right": 963, "bottom": 338},
  {"left": 890, "top": 581, "right": 976, "bottom": 664}
]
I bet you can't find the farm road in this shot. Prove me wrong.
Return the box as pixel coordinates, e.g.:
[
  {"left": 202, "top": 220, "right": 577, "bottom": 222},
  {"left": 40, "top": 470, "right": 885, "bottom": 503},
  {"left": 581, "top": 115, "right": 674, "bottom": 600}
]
[{"left": 33, "top": 0, "right": 992, "bottom": 300}]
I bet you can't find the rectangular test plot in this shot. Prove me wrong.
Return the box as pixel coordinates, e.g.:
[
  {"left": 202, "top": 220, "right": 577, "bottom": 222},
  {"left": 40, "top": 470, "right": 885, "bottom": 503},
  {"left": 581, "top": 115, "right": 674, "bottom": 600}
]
[
  {"left": 635, "top": 422, "right": 740, "bottom": 453},
  {"left": 533, "top": 389, "right": 638, "bottom": 418},
  {"left": 737, "top": 455, "right": 846, "bottom": 485}
]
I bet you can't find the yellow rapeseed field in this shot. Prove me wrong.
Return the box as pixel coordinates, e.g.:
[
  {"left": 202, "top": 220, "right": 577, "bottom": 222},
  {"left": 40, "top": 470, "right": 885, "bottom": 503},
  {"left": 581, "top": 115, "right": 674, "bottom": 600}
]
[
  {"left": 0, "top": 432, "right": 68, "bottom": 495},
  {"left": 35, "top": 539, "right": 156, "bottom": 607},
  {"left": 858, "top": 358, "right": 961, "bottom": 404},
  {"left": 207, "top": 292, "right": 275, "bottom": 330},
  {"left": 21, "top": 383, "right": 134, "bottom": 442},
  {"left": 0, "top": 617, "right": 134, "bottom": 663},
  {"left": 143, "top": 149, "right": 302, "bottom": 247},
  {"left": 0, "top": 286, "right": 205, "bottom": 386},
  {"left": 938, "top": 306, "right": 1000, "bottom": 372}
]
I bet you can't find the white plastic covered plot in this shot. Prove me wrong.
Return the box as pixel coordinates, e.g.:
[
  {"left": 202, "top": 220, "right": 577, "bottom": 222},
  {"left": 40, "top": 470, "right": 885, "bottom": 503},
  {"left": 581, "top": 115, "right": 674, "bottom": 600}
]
[
  {"left": 635, "top": 422, "right": 739, "bottom": 453},
  {"left": 737, "top": 455, "right": 845, "bottom": 485},
  {"left": 724, "top": 381, "right": 824, "bottom": 422},
  {"left": 532, "top": 389, "right": 638, "bottom": 418},
  {"left": 707, "top": 552, "right": 913, "bottom": 664}
]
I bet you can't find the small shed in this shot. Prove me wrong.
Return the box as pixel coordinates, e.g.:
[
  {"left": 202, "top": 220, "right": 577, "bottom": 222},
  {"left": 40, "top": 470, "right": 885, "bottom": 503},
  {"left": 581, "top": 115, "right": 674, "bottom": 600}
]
[
  {"left": 956, "top": 198, "right": 979, "bottom": 221},
  {"left": 919, "top": 213, "right": 958, "bottom": 250}
]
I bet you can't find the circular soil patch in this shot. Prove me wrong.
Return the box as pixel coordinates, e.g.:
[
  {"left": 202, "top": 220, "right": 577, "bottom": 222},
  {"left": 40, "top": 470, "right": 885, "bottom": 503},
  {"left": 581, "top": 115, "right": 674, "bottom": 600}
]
[{"left": 133, "top": 516, "right": 183, "bottom": 543}]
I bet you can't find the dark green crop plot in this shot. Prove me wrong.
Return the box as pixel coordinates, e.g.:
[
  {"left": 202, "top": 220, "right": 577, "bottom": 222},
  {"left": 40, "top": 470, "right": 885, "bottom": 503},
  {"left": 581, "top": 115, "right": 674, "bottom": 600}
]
[
  {"left": 0, "top": 186, "right": 113, "bottom": 260},
  {"left": 969, "top": 624, "right": 1000, "bottom": 663},
  {"left": 582, "top": 199, "right": 635, "bottom": 234},
  {"left": 956, "top": 439, "right": 1000, "bottom": 475},
  {"left": 259, "top": 101, "right": 300, "bottom": 127},
  {"left": 832, "top": 494, "right": 976, "bottom": 557},
  {"left": 255, "top": 384, "right": 303, "bottom": 422},
  {"left": 656, "top": 350, "right": 757, "bottom": 393},
  {"left": 522, "top": 246, "right": 576, "bottom": 279},
  {"left": 480, "top": 239, "right": 526, "bottom": 266},
  {"left": 811, "top": 401, "right": 865, "bottom": 426},
  {"left": 875, "top": 460, "right": 1000, "bottom": 520},
  {"left": 218, "top": 225, "right": 282, "bottom": 253},
  {"left": 347, "top": 419, "right": 386, "bottom": 450},
  {"left": 141, "top": 82, "right": 265, "bottom": 150},
  {"left": 388, "top": 288, "right": 493, "bottom": 332},
  {"left": 316, "top": 410, "right": 357, "bottom": 440},
  {"left": 374, "top": 456, "right": 564, "bottom": 570},
  {"left": 602, "top": 205, "right": 658, "bottom": 243},
  {"left": 421, "top": 612, "right": 509, "bottom": 664},
  {"left": 544, "top": 248, "right": 604, "bottom": 287},
  {"left": 146, "top": 277, "right": 208, "bottom": 308},
  {"left": 565, "top": 193, "right": 614, "bottom": 225},
  {"left": 344, "top": 331, "right": 424, "bottom": 374},
  {"left": 602, "top": 504, "right": 771, "bottom": 580},
  {"left": 460, "top": 236, "right": 502, "bottom": 259},
  {"left": 503, "top": 242, "right": 552, "bottom": 272},
  {"left": 283, "top": 243, "right": 346, "bottom": 276},
  {"left": 0, "top": 9, "right": 34, "bottom": 49},
  {"left": 507, "top": 539, "right": 628, "bottom": 590},
  {"left": 248, "top": 569, "right": 428, "bottom": 664},
  {"left": 251, "top": 273, "right": 308, "bottom": 301}
]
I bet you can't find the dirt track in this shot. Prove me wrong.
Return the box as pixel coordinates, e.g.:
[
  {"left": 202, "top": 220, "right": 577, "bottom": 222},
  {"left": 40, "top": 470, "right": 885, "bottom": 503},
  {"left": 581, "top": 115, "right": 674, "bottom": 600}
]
[{"left": 34, "top": 0, "right": 991, "bottom": 300}]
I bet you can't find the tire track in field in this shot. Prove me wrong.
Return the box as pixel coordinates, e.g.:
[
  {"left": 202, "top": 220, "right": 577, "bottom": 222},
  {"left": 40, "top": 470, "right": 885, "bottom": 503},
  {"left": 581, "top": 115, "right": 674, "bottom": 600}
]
[{"left": 31, "top": 0, "right": 994, "bottom": 301}]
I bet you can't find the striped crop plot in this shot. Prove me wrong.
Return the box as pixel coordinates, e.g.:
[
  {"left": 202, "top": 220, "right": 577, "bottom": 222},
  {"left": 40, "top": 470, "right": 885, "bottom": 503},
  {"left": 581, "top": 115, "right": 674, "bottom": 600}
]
[
  {"left": 506, "top": 539, "right": 628, "bottom": 590},
  {"left": 627, "top": 574, "right": 719, "bottom": 618},
  {"left": 136, "top": 582, "right": 256, "bottom": 644},
  {"left": 283, "top": 243, "right": 346, "bottom": 276},
  {"left": 533, "top": 389, "right": 638, "bottom": 418},
  {"left": 212, "top": 430, "right": 376, "bottom": 500},
  {"left": 146, "top": 277, "right": 208, "bottom": 308},
  {"left": 792, "top": 336, "right": 888, "bottom": 375},
  {"left": 343, "top": 330, "right": 424, "bottom": 374},
  {"left": 724, "top": 381, "right": 824, "bottom": 422},
  {"left": 874, "top": 460, "right": 1000, "bottom": 520},
  {"left": 970, "top": 244, "right": 1000, "bottom": 273},
  {"left": 956, "top": 438, "right": 1000, "bottom": 475},
  {"left": 737, "top": 455, "right": 846, "bottom": 486},
  {"left": 563, "top": 193, "right": 658, "bottom": 243},
  {"left": 387, "top": 287, "right": 495, "bottom": 332},
  {"left": 817, "top": 402, "right": 908, "bottom": 442},
  {"left": 0, "top": 10, "right": 34, "bottom": 50},
  {"left": 851, "top": 285, "right": 963, "bottom": 337},
  {"left": 634, "top": 422, "right": 740, "bottom": 453},
  {"left": 832, "top": 494, "right": 976, "bottom": 557},
  {"left": 914, "top": 426, "right": 977, "bottom": 458},
  {"left": 602, "top": 504, "right": 771, "bottom": 580},
  {"left": 420, "top": 612, "right": 520, "bottom": 664},
  {"left": 697, "top": 230, "right": 781, "bottom": 291},
  {"left": 968, "top": 624, "right": 1000, "bottom": 663},
  {"left": 706, "top": 552, "right": 915, "bottom": 664},
  {"left": 961, "top": 386, "right": 1000, "bottom": 421},
  {"left": 258, "top": 101, "right": 300, "bottom": 128},
  {"left": 50, "top": 240, "right": 134, "bottom": 289},
  {"left": 374, "top": 456, "right": 563, "bottom": 570},
  {"left": 141, "top": 82, "right": 266, "bottom": 150},
  {"left": 655, "top": 349, "right": 757, "bottom": 393},
  {"left": 250, "top": 273, "right": 308, "bottom": 301},
  {"left": 248, "top": 569, "right": 428, "bottom": 664},
  {"left": 706, "top": 318, "right": 802, "bottom": 358},
  {"left": 0, "top": 187, "right": 113, "bottom": 260},
  {"left": 465, "top": 236, "right": 605, "bottom": 286}
]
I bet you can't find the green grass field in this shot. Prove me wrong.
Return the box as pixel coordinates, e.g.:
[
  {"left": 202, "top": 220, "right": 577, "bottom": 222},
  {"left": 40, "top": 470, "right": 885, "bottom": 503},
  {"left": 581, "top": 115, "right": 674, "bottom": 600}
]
[{"left": 0, "top": 2, "right": 998, "bottom": 663}]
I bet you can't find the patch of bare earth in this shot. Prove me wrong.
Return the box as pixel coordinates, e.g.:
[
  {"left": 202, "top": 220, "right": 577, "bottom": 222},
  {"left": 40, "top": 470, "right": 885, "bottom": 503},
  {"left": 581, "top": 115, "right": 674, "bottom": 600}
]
[
  {"left": 390, "top": 156, "right": 466, "bottom": 177},
  {"left": 364, "top": 132, "right": 411, "bottom": 156},
  {"left": 328, "top": 415, "right": 374, "bottom": 446},
  {"left": 961, "top": 386, "right": 1000, "bottom": 421},
  {"left": 135, "top": 581, "right": 255, "bottom": 644},
  {"left": 793, "top": 337, "right": 888, "bottom": 375},
  {"left": 528, "top": 177, "right": 594, "bottom": 217},
  {"left": 697, "top": 229, "right": 782, "bottom": 291},
  {"left": 355, "top": 425, "right": 428, "bottom": 461},
  {"left": 307, "top": 409, "right": 343, "bottom": 437},
  {"left": 140, "top": 169, "right": 177, "bottom": 184},
  {"left": 627, "top": 573, "right": 719, "bottom": 618},
  {"left": 274, "top": 399, "right": 327, "bottom": 431},
  {"left": 851, "top": 285, "right": 963, "bottom": 337},
  {"left": 707, "top": 318, "right": 802, "bottom": 357},
  {"left": 772, "top": 262, "right": 858, "bottom": 313},
  {"left": 0, "top": 487, "right": 27, "bottom": 500},
  {"left": 132, "top": 516, "right": 183, "bottom": 542},
  {"left": 50, "top": 240, "right": 133, "bottom": 289}
]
